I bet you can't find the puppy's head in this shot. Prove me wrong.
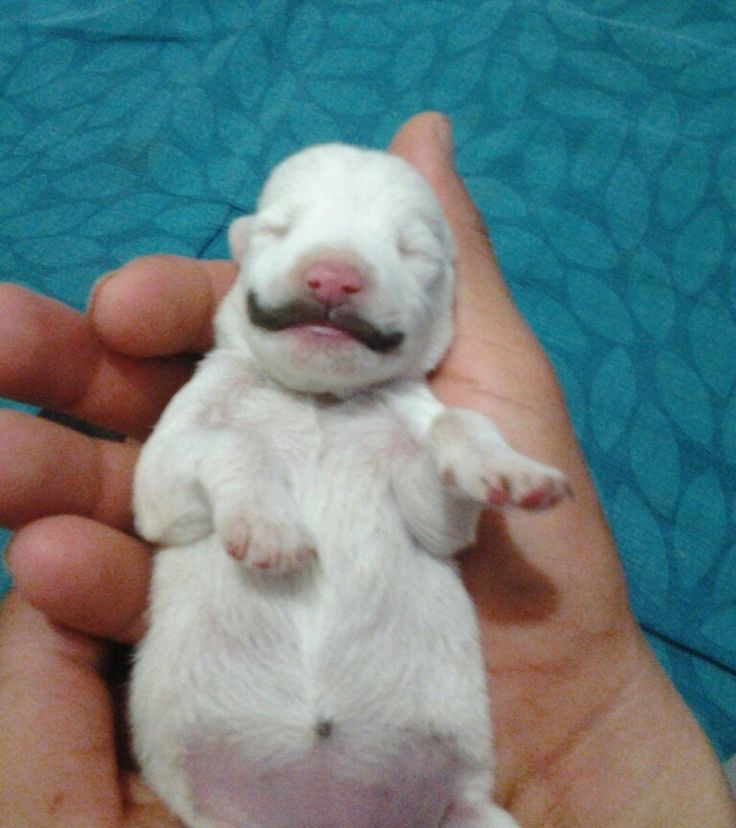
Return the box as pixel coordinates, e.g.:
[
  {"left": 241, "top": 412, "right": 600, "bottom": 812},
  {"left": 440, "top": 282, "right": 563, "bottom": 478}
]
[{"left": 216, "top": 144, "right": 455, "bottom": 395}]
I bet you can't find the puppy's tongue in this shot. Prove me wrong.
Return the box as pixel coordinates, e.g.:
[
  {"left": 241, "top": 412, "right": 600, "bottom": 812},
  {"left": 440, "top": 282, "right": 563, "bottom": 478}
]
[
  {"left": 306, "top": 322, "right": 350, "bottom": 334},
  {"left": 297, "top": 323, "right": 357, "bottom": 344}
]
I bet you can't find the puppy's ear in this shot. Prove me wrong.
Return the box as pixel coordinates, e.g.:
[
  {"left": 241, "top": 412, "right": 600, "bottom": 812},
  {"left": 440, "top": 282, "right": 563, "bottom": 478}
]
[{"left": 228, "top": 216, "right": 253, "bottom": 264}]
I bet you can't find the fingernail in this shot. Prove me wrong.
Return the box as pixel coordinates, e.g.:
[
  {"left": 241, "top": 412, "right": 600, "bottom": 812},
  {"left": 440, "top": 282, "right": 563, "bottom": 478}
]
[
  {"left": 433, "top": 114, "right": 454, "bottom": 165},
  {"left": 86, "top": 269, "right": 118, "bottom": 317}
]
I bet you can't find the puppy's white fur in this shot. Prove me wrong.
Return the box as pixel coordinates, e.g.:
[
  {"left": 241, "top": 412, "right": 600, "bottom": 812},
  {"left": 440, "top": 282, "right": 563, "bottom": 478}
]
[{"left": 131, "top": 144, "right": 568, "bottom": 828}]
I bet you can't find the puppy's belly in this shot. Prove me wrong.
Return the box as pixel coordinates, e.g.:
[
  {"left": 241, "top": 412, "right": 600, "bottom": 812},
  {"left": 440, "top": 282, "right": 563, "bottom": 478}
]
[
  {"left": 133, "top": 539, "right": 486, "bottom": 826},
  {"left": 187, "top": 734, "right": 454, "bottom": 828}
]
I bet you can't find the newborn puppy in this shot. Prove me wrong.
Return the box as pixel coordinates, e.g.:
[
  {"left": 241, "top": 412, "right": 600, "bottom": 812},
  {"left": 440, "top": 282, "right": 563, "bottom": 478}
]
[{"left": 130, "top": 144, "right": 570, "bottom": 828}]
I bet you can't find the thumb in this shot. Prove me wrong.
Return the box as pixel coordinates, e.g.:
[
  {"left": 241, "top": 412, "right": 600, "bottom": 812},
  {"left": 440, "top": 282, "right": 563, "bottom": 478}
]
[{"left": 389, "top": 112, "right": 513, "bottom": 316}]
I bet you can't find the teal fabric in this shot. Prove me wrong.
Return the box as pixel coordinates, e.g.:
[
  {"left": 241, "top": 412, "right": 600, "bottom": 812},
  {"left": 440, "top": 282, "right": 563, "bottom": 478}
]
[{"left": 1, "top": 1, "right": 734, "bottom": 758}]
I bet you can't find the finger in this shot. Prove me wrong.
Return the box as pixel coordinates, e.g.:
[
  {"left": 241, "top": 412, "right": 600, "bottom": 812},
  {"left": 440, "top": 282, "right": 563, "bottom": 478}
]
[
  {"left": 0, "top": 592, "right": 123, "bottom": 827},
  {"left": 7, "top": 516, "right": 151, "bottom": 644},
  {"left": 0, "top": 409, "right": 137, "bottom": 530},
  {"left": 89, "top": 255, "right": 237, "bottom": 357},
  {"left": 0, "top": 283, "right": 193, "bottom": 438}
]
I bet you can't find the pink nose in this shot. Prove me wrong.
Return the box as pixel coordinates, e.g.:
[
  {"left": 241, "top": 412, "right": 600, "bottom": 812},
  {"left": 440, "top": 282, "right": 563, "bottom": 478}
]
[{"left": 302, "top": 260, "right": 364, "bottom": 306}]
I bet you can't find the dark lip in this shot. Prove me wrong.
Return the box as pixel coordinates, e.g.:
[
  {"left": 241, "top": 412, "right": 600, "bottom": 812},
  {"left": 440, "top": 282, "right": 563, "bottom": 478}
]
[{"left": 246, "top": 290, "right": 404, "bottom": 354}]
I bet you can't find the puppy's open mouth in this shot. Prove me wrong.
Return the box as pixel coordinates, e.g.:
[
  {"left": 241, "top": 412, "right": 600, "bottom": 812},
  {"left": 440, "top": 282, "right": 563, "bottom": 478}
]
[{"left": 247, "top": 291, "right": 404, "bottom": 354}]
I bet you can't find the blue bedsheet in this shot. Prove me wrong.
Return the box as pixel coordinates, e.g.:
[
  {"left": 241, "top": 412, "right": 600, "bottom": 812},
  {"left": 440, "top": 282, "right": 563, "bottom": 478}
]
[{"left": 1, "top": 0, "right": 734, "bottom": 758}]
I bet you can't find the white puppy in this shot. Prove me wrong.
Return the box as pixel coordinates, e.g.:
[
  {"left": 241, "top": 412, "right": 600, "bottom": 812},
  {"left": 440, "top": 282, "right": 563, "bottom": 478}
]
[{"left": 130, "top": 144, "right": 570, "bottom": 828}]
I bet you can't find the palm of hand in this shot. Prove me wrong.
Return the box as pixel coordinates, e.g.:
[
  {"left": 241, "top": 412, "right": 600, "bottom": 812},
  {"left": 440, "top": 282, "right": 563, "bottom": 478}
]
[{"left": 432, "top": 285, "right": 641, "bottom": 823}]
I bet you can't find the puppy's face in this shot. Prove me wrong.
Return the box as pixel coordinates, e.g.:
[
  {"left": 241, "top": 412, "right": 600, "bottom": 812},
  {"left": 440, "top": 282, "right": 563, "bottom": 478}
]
[{"left": 217, "top": 144, "right": 455, "bottom": 395}]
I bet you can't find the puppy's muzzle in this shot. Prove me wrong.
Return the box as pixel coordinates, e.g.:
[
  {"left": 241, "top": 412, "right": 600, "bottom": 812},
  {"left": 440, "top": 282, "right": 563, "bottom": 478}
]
[{"left": 246, "top": 290, "right": 404, "bottom": 354}]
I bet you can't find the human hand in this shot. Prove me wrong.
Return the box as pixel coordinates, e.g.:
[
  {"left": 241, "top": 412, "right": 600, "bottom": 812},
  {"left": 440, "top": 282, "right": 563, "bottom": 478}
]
[
  {"left": 391, "top": 116, "right": 736, "bottom": 826},
  {"left": 2, "top": 113, "right": 734, "bottom": 827},
  {"left": 0, "top": 259, "right": 233, "bottom": 824},
  {"left": 0, "top": 259, "right": 230, "bottom": 825}
]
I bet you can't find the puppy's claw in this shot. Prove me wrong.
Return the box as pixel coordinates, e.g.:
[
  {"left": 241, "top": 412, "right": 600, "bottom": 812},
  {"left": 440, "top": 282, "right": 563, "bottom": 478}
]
[
  {"left": 246, "top": 546, "right": 316, "bottom": 574},
  {"left": 222, "top": 521, "right": 250, "bottom": 560},
  {"left": 226, "top": 542, "right": 248, "bottom": 561}
]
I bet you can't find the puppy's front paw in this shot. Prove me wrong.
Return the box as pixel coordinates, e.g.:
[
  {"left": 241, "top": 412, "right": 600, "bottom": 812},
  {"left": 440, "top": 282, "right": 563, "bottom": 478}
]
[
  {"left": 218, "top": 514, "right": 316, "bottom": 573},
  {"left": 430, "top": 409, "right": 572, "bottom": 512},
  {"left": 243, "top": 525, "right": 317, "bottom": 573},
  {"left": 476, "top": 454, "right": 572, "bottom": 511}
]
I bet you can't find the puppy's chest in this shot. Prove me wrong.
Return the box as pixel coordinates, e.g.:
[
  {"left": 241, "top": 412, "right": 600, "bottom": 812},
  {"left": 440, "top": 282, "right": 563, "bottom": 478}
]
[
  {"left": 314, "top": 396, "right": 414, "bottom": 472},
  {"left": 230, "top": 385, "right": 414, "bottom": 478}
]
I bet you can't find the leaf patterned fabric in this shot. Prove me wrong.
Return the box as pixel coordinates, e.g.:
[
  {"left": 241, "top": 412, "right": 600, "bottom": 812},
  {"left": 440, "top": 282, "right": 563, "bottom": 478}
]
[{"left": 1, "top": 0, "right": 735, "bottom": 758}]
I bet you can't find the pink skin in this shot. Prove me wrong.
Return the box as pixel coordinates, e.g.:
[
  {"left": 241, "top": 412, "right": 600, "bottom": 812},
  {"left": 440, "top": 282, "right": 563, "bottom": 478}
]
[{"left": 187, "top": 737, "right": 454, "bottom": 828}]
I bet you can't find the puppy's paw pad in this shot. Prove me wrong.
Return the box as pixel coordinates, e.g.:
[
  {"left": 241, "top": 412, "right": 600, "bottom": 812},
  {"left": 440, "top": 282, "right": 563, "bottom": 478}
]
[
  {"left": 221, "top": 521, "right": 250, "bottom": 560},
  {"left": 486, "top": 464, "right": 572, "bottom": 512},
  {"left": 517, "top": 477, "right": 572, "bottom": 510},
  {"left": 235, "top": 518, "right": 317, "bottom": 574},
  {"left": 484, "top": 476, "right": 512, "bottom": 508},
  {"left": 246, "top": 542, "right": 316, "bottom": 573}
]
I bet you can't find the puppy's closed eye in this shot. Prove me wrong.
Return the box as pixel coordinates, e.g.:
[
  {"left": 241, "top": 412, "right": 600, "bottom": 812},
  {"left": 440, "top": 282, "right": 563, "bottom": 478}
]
[
  {"left": 395, "top": 229, "right": 426, "bottom": 255},
  {"left": 396, "top": 215, "right": 449, "bottom": 262},
  {"left": 258, "top": 223, "right": 290, "bottom": 239},
  {"left": 397, "top": 238, "right": 425, "bottom": 259},
  {"left": 396, "top": 231, "right": 441, "bottom": 266},
  {"left": 255, "top": 213, "right": 293, "bottom": 239}
]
